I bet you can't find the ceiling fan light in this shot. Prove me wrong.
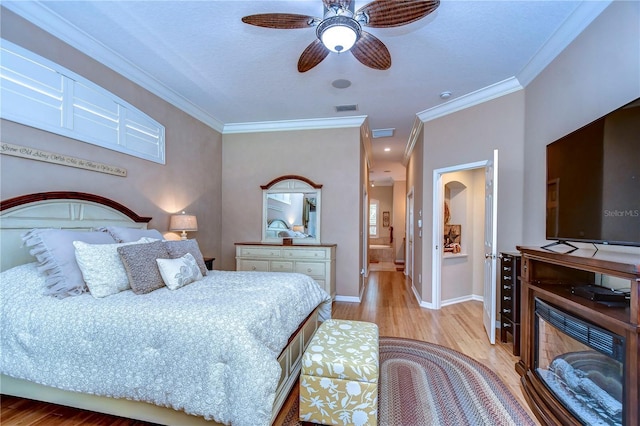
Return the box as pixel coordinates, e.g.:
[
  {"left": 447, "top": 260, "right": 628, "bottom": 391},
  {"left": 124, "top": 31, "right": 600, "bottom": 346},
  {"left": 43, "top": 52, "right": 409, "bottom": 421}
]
[{"left": 317, "top": 16, "right": 360, "bottom": 53}]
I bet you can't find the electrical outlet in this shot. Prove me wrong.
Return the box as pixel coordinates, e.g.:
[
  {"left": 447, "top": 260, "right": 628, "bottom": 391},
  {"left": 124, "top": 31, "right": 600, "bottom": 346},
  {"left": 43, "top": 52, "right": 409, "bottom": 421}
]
[{"left": 418, "top": 273, "right": 422, "bottom": 283}]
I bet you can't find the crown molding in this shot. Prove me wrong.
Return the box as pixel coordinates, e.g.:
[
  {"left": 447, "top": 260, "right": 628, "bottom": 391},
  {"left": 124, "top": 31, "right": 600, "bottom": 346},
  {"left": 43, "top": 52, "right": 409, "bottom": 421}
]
[
  {"left": 2, "top": 1, "right": 225, "bottom": 133},
  {"left": 402, "top": 116, "right": 424, "bottom": 167},
  {"left": 223, "top": 116, "right": 367, "bottom": 134},
  {"left": 517, "top": 0, "right": 612, "bottom": 87},
  {"left": 417, "top": 77, "right": 524, "bottom": 124}
]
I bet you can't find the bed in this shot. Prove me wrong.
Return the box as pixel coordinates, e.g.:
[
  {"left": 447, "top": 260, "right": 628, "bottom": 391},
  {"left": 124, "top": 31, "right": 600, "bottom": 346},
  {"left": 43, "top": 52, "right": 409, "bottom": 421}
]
[{"left": 0, "top": 192, "right": 331, "bottom": 426}]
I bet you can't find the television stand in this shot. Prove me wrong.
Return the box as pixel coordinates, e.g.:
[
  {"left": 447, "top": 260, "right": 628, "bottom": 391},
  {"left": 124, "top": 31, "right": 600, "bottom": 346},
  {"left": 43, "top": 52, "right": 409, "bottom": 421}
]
[{"left": 541, "top": 240, "right": 578, "bottom": 253}]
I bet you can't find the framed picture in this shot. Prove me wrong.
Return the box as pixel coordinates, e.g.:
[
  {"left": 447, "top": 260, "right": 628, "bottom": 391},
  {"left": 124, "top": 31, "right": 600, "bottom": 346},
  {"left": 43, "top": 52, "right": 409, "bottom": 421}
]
[{"left": 382, "top": 211, "right": 390, "bottom": 227}]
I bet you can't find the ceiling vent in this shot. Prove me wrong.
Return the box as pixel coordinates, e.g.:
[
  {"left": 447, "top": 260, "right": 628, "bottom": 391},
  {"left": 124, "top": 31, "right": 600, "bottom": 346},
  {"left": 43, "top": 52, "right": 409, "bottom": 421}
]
[
  {"left": 372, "top": 128, "right": 395, "bottom": 138},
  {"left": 335, "top": 104, "right": 358, "bottom": 112}
]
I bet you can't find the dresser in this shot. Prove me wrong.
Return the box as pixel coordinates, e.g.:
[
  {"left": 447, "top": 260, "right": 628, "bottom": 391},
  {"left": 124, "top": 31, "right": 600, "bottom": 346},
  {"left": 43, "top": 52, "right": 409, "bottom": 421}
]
[
  {"left": 499, "top": 252, "right": 521, "bottom": 355},
  {"left": 235, "top": 243, "right": 336, "bottom": 299}
]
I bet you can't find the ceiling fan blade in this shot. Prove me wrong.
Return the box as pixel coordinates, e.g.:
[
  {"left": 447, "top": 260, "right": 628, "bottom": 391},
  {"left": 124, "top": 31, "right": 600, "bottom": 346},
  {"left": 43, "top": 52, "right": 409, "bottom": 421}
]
[
  {"left": 356, "top": 0, "right": 440, "bottom": 28},
  {"left": 298, "top": 39, "right": 330, "bottom": 72},
  {"left": 241, "top": 13, "right": 316, "bottom": 29},
  {"left": 350, "top": 31, "right": 391, "bottom": 70}
]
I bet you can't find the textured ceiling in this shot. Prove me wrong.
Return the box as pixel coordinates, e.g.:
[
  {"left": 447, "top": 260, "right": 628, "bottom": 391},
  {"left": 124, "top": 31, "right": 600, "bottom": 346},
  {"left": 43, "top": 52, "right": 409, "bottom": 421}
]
[{"left": 3, "top": 1, "right": 609, "bottom": 184}]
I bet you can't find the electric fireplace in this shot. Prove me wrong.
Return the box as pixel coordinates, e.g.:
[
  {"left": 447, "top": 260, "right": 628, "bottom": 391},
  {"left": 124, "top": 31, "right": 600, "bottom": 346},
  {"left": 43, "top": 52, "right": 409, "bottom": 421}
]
[
  {"left": 534, "top": 299, "right": 625, "bottom": 425},
  {"left": 516, "top": 247, "right": 639, "bottom": 426}
]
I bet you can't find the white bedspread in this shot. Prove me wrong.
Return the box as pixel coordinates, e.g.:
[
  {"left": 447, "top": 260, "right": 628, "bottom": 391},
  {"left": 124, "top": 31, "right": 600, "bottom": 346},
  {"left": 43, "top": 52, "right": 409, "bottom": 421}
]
[{"left": 0, "top": 263, "right": 332, "bottom": 426}]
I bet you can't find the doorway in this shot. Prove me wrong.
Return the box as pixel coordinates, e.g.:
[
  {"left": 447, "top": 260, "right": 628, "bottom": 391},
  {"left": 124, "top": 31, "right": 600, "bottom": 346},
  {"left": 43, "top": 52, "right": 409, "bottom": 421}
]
[{"left": 431, "top": 150, "right": 498, "bottom": 344}]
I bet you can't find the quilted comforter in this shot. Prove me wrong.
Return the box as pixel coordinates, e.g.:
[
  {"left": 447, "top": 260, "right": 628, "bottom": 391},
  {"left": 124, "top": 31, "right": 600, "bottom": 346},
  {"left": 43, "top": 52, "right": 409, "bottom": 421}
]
[{"left": 0, "top": 263, "right": 332, "bottom": 426}]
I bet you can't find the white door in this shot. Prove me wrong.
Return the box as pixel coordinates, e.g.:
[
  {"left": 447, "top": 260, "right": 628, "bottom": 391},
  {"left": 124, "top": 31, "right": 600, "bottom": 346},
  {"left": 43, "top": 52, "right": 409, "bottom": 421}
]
[
  {"left": 483, "top": 149, "right": 499, "bottom": 344},
  {"left": 406, "top": 189, "right": 414, "bottom": 280}
]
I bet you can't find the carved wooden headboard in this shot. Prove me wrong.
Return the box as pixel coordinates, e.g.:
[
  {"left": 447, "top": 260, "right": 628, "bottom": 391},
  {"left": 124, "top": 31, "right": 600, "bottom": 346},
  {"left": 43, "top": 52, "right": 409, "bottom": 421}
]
[{"left": 0, "top": 192, "right": 151, "bottom": 271}]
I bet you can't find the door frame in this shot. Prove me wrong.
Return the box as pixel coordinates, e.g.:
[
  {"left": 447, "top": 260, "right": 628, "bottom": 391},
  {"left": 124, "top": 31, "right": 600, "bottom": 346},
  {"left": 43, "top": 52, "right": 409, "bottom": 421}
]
[
  {"left": 431, "top": 159, "right": 490, "bottom": 310},
  {"left": 405, "top": 187, "right": 414, "bottom": 282}
]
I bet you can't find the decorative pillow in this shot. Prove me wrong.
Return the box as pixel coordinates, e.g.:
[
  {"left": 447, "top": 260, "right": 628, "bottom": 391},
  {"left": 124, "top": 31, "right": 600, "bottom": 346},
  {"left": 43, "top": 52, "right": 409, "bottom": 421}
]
[
  {"left": 98, "top": 226, "right": 163, "bottom": 243},
  {"left": 22, "top": 229, "right": 116, "bottom": 298},
  {"left": 164, "top": 239, "right": 207, "bottom": 275},
  {"left": 118, "top": 241, "right": 170, "bottom": 294},
  {"left": 156, "top": 253, "right": 203, "bottom": 290},
  {"left": 73, "top": 238, "right": 149, "bottom": 298}
]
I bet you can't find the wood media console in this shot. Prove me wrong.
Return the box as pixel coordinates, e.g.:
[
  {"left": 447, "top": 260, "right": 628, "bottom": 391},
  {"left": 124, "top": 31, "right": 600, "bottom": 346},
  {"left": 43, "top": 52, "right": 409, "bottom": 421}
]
[{"left": 516, "top": 246, "right": 638, "bottom": 426}]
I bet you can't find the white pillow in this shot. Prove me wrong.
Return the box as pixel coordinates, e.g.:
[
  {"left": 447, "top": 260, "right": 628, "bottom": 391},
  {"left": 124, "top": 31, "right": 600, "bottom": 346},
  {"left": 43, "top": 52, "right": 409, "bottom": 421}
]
[
  {"left": 156, "top": 253, "right": 203, "bottom": 290},
  {"left": 73, "top": 238, "right": 153, "bottom": 298}
]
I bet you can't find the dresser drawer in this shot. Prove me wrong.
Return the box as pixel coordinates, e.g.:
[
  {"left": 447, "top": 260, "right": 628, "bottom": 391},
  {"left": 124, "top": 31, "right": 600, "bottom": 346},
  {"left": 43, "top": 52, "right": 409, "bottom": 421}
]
[
  {"left": 238, "top": 247, "right": 282, "bottom": 258},
  {"left": 295, "top": 262, "right": 326, "bottom": 277},
  {"left": 283, "top": 248, "right": 327, "bottom": 259},
  {"left": 270, "top": 261, "right": 294, "bottom": 272},
  {"left": 238, "top": 259, "right": 269, "bottom": 272}
]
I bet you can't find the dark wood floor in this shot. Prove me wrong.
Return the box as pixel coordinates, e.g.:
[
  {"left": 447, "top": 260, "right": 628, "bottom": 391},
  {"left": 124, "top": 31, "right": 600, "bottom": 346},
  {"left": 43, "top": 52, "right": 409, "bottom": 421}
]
[{"left": 1, "top": 270, "right": 538, "bottom": 425}]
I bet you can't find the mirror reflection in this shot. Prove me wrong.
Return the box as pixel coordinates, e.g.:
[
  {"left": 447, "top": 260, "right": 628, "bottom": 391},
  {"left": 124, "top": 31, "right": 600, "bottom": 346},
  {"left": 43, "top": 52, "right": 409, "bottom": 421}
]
[
  {"left": 262, "top": 176, "right": 321, "bottom": 244},
  {"left": 266, "top": 193, "right": 317, "bottom": 239}
]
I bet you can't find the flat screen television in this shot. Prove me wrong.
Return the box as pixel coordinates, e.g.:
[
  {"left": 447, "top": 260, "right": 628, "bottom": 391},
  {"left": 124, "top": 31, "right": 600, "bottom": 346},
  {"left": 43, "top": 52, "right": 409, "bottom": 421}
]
[{"left": 545, "top": 97, "right": 640, "bottom": 247}]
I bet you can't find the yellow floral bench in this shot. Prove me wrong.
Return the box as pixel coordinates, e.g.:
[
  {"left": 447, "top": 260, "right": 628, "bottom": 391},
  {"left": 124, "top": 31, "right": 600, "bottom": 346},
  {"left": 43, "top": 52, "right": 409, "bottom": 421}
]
[{"left": 299, "top": 319, "right": 379, "bottom": 426}]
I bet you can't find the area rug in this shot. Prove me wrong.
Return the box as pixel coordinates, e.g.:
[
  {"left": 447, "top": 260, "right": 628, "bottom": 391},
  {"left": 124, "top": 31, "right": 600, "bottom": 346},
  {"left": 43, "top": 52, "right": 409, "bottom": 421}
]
[{"left": 280, "top": 336, "right": 536, "bottom": 426}]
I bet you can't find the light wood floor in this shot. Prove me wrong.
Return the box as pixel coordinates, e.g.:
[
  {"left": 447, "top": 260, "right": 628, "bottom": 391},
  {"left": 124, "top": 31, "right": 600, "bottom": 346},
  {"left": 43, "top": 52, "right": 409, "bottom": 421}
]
[{"left": 1, "top": 270, "right": 539, "bottom": 425}]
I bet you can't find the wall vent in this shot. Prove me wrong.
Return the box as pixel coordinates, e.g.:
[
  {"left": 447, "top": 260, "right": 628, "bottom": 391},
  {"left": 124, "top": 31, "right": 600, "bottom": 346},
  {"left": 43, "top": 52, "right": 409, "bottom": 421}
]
[{"left": 335, "top": 104, "right": 358, "bottom": 112}]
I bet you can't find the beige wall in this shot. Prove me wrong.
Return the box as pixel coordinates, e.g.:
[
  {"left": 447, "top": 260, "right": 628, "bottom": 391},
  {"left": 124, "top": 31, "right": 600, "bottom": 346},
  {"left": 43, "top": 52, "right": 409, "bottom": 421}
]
[
  {"left": 0, "top": 9, "right": 223, "bottom": 260},
  {"left": 418, "top": 91, "right": 525, "bottom": 305},
  {"left": 221, "top": 127, "right": 363, "bottom": 298},
  {"left": 523, "top": 0, "right": 640, "bottom": 252},
  {"left": 392, "top": 180, "right": 406, "bottom": 262},
  {"left": 405, "top": 126, "right": 424, "bottom": 298}
]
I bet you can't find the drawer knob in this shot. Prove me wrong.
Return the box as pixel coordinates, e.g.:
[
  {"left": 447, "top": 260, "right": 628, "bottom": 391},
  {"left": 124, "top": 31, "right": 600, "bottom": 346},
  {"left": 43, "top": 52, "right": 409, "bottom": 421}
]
[
  {"left": 251, "top": 266, "right": 257, "bottom": 271},
  {"left": 307, "top": 268, "right": 312, "bottom": 273},
  {"left": 504, "top": 296, "right": 511, "bottom": 301},
  {"left": 503, "top": 266, "right": 512, "bottom": 272},
  {"left": 503, "top": 322, "right": 511, "bottom": 328},
  {"left": 504, "top": 276, "right": 512, "bottom": 281},
  {"left": 503, "top": 284, "right": 512, "bottom": 290},
  {"left": 503, "top": 308, "right": 511, "bottom": 314}
]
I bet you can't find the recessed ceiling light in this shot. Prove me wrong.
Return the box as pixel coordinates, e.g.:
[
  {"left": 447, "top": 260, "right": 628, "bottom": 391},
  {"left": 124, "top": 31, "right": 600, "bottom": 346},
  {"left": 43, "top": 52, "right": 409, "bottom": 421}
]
[
  {"left": 384, "top": 148, "right": 391, "bottom": 152},
  {"left": 332, "top": 79, "right": 352, "bottom": 89},
  {"left": 440, "top": 91, "right": 452, "bottom": 99}
]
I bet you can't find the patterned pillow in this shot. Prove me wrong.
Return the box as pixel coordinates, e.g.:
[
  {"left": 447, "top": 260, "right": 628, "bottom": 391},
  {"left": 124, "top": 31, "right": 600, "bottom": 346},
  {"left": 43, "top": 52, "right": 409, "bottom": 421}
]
[
  {"left": 22, "top": 229, "right": 116, "bottom": 298},
  {"left": 99, "top": 226, "right": 163, "bottom": 243},
  {"left": 73, "top": 238, "right": 149, "bottom": 298},
  {"left": 118, "top": 240, "right": 170, "bottom": 294},
  {"left": 156, "top": 253, "right": 203, "bottom": 290},
  {"left": 164, "top": 239, "right": 207, "bottom": 276}
]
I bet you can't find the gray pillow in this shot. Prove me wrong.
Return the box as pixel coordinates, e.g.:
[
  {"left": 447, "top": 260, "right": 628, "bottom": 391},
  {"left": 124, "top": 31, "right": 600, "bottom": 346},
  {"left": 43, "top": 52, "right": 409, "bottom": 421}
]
[
  {"left": 164, "top": 239, "right": 207, "bottom": 276},
  {"left": 22, "top": 229, "right": 116, "bottom": 298},
  {"left": 99, "top": 226, "right": 163, "bottom": 243},
  {"left": 118, "top": 240, "right": 170, "bottom": 294}
]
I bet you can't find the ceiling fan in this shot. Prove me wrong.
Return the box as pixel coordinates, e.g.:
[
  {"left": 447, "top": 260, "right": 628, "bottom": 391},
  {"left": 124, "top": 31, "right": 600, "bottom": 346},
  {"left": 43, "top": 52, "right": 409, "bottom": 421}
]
[{"left": 242, "top": 0, "right": 440, "bottom": 73}]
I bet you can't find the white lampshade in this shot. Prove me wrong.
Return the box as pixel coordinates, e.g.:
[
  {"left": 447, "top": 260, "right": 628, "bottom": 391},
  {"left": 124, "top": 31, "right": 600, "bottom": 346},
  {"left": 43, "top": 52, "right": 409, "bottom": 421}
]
[
  {"left": 170, "top": 211, "right": 198, "bottom": 240},
  {"left": 317, "top": 16, "right": 360, "bottom": 53}
]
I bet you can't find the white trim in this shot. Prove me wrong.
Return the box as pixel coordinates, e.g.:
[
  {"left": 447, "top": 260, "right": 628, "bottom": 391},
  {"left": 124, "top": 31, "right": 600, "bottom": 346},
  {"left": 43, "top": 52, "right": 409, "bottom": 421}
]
[
  {"left": 517, "top": 0, "right": 612, "bottom": 87},
  {"left": 417, "top": 78, "right": 523, "bottom": 123},
  {"left": 441, "top": 294, "right": 482, "bottom": 307},
  {"left": 223, "top": 116, "right": 367, "bottom": 134},
  {"left": 334, "top": 295, "right": 361, "bottom": 303},
  {"left": 402, "top": 116, "right": 423, "bottom": 166}
]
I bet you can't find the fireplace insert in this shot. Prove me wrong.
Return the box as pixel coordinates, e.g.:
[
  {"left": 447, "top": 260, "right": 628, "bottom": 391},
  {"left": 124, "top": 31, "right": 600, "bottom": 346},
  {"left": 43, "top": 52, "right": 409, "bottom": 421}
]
[{"left": 534, "top": 298, "right": 626, "bottom": 425}]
